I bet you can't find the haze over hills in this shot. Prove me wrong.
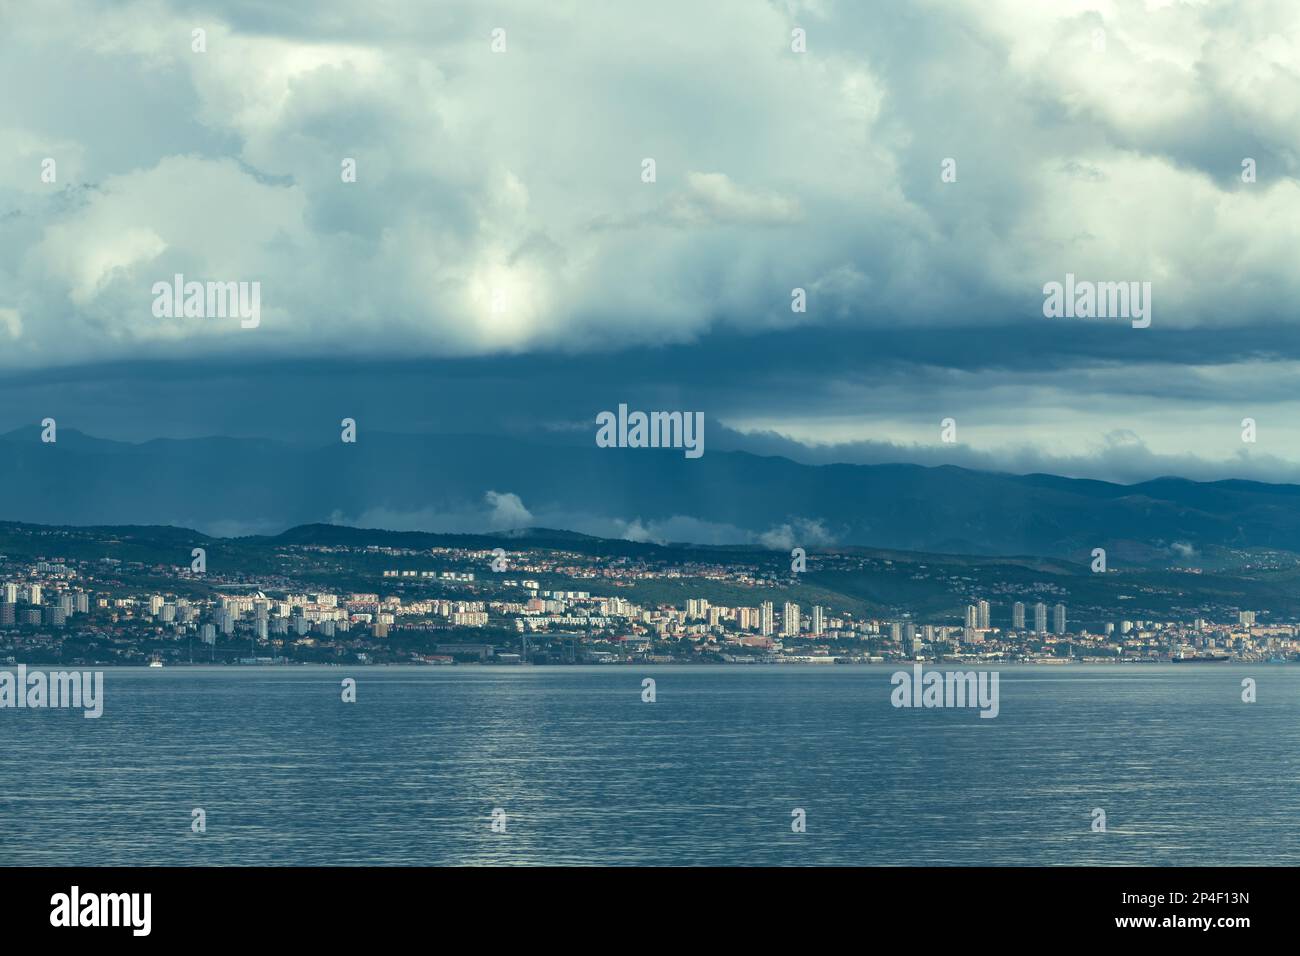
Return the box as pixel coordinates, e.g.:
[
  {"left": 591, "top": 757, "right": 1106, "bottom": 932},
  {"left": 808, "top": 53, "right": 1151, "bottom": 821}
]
[{"left": 4, "top": 426, "right": 1300, "bottom": 562}]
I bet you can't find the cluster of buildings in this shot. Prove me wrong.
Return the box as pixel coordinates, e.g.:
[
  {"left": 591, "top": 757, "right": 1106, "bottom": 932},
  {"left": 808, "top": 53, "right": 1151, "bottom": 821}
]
[
  {"left": 966, "top": 599, "right": 1067, "bottom": 638},
  {"left": 1, "top": 565, "right": 91, "bottom": 628},
  {"left": 0, "top": 541, "right": 1296, "bottom": 665}
]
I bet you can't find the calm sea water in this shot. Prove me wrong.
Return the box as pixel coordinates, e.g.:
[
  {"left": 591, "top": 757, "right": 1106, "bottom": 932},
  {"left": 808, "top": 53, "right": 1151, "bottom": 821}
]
[{"left": 1, "top": 664, "right": 1295, "bottom": 866}]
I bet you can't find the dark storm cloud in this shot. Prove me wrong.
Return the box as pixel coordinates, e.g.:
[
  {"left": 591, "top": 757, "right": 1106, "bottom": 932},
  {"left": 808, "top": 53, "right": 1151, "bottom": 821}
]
[{"left": 3, "top": 0, "right": 1300, "bottom": 482}]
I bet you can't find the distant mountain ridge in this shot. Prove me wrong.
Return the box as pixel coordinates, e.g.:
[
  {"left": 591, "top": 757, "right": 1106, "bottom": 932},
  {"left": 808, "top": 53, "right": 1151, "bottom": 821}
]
[{"left": 3, "top": 426, "right": 1299, "bottom": 561}]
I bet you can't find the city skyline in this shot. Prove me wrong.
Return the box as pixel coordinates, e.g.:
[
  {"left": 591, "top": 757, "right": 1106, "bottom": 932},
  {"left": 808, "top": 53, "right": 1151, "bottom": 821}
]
[{"left": 1, "top": 518, "right": 1293, "bottom": 667}]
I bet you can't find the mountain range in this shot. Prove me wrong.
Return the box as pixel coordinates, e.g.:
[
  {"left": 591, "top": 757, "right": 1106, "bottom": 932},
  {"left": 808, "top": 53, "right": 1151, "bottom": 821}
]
[{"left": 3, "top": 426, "right": 1300, "bottom": 562}]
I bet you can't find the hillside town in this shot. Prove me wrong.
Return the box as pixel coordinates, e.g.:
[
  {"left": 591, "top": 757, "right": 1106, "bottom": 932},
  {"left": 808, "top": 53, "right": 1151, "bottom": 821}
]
[{"left": 0, "top": 535, "right": 1294, "bottom": 667}]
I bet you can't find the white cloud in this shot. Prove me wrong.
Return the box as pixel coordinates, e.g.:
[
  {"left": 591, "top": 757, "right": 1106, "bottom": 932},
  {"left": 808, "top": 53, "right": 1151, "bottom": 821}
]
[
  {"left": 484, "top": 490, "right": 533, "bottom": 530},
  {"left": 0, "top": 308, "right": 22, "bottom": 339},
  {"left": 1, "top": 0, "right": 1297, "bottom": 371},
  {"left": 665, "top": 173, "right": 803, "bottom": 226},
  {"left": 759, "top": 518, "right": 836, "bottom": 551}
]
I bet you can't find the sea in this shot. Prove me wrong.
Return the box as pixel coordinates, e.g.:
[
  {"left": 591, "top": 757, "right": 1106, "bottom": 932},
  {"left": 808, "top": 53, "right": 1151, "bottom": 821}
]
[{"left": 1, "top": 664, "right": 1295, "bottom": 866}]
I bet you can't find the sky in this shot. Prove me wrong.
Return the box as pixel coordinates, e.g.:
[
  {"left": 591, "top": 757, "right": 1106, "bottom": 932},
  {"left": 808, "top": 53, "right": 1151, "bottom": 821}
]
[{"left": 3, "top": 0, "right": 1300, "bottom": 484}]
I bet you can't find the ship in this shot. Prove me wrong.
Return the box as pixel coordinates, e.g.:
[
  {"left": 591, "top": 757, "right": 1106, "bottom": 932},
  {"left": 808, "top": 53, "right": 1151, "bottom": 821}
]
[{"left": 1170, "top": 653, "right": 1229, "bottom": 663}]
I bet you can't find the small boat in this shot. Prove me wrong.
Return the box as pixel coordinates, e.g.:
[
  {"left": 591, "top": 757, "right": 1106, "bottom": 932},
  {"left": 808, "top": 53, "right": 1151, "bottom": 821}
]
[{"left": 148, "top": 660, "right": 164, "bottom": 668}]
